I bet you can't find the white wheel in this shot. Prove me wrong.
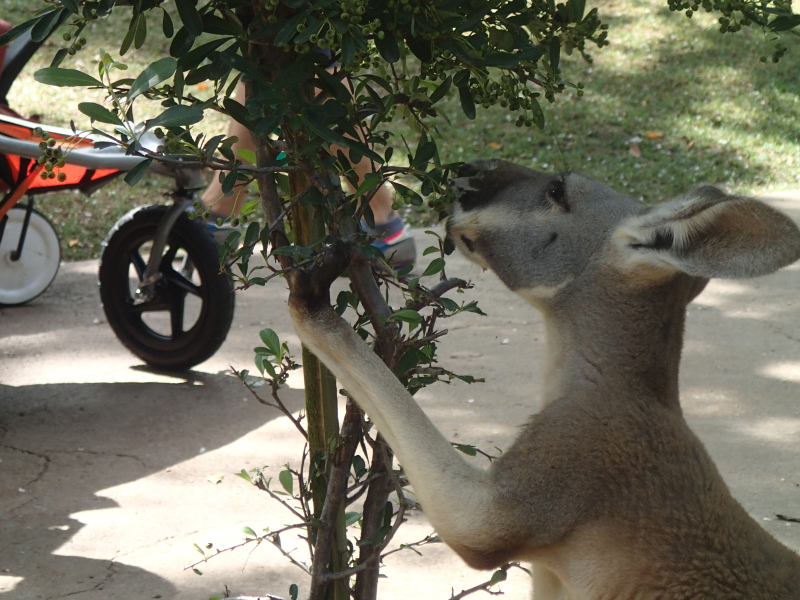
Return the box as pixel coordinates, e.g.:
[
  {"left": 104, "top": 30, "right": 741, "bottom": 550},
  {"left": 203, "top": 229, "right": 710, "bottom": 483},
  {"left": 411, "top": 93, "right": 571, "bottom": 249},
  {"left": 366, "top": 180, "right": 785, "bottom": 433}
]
[{"left": 0, "top": 206, "right": 61, "bottom": 305}]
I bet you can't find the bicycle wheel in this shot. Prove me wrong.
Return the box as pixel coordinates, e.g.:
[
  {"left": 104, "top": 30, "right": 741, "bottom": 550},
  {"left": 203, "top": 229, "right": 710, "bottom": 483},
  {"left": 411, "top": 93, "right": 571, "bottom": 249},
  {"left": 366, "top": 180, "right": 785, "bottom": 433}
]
[
  {"left": 0, "top": 206, "right": 61, "bottom": 305},
  {"left": 99, "top": 205, "right": 235, "bottom": 370}
]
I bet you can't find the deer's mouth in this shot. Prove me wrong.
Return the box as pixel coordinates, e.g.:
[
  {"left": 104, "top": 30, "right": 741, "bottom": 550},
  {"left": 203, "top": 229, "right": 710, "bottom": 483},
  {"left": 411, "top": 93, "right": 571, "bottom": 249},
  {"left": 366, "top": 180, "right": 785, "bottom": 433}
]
[{"left": 460, "top": 235, "right": 476, "bottom": 253}]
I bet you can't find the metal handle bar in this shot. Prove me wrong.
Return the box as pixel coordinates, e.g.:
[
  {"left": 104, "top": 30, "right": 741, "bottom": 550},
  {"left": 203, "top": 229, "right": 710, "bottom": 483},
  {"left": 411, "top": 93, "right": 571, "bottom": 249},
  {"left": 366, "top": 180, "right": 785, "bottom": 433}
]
[{"left": 0, "top": 114, "right": 205, "bottom": 189}]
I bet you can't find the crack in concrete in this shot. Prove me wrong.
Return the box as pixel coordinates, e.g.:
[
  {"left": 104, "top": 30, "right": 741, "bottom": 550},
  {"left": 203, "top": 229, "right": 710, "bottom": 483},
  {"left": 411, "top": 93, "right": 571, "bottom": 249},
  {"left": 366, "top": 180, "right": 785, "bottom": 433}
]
[
  {"left": 57, "top": 560, "right": 119, "bottom": 599},
  {"left": 111, "top": 531, "right": 193, "bottom": 562},
  {"left": 0, "top": 444, "right": 52, "bottom": 489},
  {"left": 58, "top": 448, "right": 149, "bottom": 470},
  {"left": 765, "top": 321, "right": 800, "bottom": 345}
]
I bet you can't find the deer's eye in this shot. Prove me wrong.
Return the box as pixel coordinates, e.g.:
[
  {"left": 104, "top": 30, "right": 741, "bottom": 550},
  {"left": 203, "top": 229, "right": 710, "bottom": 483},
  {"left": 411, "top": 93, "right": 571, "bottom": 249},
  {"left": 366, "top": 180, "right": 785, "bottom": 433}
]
[{"left": 546, "top": 180, "right": 568, "bottom": 211}]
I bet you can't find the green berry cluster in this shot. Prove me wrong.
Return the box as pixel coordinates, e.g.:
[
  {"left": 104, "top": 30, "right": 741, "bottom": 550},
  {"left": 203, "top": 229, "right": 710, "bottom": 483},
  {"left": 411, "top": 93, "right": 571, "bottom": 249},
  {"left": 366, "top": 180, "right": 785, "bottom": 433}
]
[
  {"left": 33, "top": 127, "right": 67, "bottom": 182},
  {"left": 668, "top": 0, "right": 794, "bottom": 61},
  {"left": 61, "top": 32, "right": 88, "bottom": 56}
]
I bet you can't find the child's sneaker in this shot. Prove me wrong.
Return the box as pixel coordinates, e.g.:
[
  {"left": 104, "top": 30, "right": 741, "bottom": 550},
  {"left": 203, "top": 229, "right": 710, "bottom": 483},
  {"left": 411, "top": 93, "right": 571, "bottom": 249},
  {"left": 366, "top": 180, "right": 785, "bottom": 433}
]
[{"left": 365, "top": 215, "right": 416, "bottom": 268}]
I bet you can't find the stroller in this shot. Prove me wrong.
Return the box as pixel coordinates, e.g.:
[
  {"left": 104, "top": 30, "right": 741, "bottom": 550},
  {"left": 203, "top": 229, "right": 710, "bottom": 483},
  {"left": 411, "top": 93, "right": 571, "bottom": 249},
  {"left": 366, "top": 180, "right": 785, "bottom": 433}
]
[{"left": 0, "top": 20, "right": 235, "bottom": 370}]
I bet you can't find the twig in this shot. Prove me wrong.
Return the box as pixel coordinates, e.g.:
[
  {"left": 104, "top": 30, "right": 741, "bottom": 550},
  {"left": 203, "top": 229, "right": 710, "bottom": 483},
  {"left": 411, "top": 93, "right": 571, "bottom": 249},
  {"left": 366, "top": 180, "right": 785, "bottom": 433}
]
[
  {"left": 777, "top": 514, "right": 800, "bottom": 523},
  {"left": 184, "top": 523, "right": 309, "bottom": 571},
  {"left": 379, "top": 533, "right": 441, "bottom": 560},
  {"left": 449, "top": 563, "right": 528, "bottom": 600},
  {"left": 231, "top": 366, "right": 308, "bottom": 439},
  {"left": 231, "top": 258, "right": 316, "bottom": 291},
  {"left": 253, "top": 475, "right": 309, "bottom": 524},
  {"left": 408, "top": 277, "right": 472, "bottom": 311}
]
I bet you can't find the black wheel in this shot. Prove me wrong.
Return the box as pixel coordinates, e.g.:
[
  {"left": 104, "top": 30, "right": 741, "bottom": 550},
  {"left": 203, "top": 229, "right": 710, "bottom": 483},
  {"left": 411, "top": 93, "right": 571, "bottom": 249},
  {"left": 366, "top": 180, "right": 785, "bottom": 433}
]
[{"left": 99, "top": 205, "right": 235, "bottom": 370}]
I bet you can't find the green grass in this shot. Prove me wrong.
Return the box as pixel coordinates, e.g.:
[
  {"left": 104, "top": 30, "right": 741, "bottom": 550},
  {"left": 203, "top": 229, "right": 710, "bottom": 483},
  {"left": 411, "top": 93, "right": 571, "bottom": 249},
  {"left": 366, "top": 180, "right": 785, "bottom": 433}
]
[
  {"left": 4, "top": 0, "right": 800, "bottom": 259},
  {"left": 428, "top": 1, "right": 800, "bottom": 204}
]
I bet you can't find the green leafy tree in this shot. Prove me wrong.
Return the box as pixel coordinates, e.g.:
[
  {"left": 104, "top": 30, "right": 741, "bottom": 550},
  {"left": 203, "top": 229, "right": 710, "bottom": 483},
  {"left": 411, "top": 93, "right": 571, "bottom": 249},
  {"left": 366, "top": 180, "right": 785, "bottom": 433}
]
[{"left": 1, "top": 1, "right": 796, "bottom": 598}]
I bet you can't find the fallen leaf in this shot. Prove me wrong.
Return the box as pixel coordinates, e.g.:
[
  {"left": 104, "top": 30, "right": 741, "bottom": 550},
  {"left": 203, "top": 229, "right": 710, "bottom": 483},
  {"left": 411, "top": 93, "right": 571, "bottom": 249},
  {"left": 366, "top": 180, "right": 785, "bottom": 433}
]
[
  {"left": 207, "top": 474, "right": 224, "bottom": 484},
  {"left": 487, "top": 141, "right": 502, "bottom": 149},
  {"left": 645, "top": 132, "right": 664, "bottom": 140},
  {"left": 629, "top": 144, "right": 642, "bottom": 158},
  {"left": 68, "top": 239, "right": 79, "bottom": 247}
]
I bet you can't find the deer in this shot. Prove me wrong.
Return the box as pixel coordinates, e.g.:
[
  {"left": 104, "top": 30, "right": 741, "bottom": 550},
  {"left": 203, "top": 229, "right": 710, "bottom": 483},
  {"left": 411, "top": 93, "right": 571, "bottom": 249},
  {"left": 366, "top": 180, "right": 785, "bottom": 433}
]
[{"left": 286, "top": 159, "right": 800, "bottom": 599}]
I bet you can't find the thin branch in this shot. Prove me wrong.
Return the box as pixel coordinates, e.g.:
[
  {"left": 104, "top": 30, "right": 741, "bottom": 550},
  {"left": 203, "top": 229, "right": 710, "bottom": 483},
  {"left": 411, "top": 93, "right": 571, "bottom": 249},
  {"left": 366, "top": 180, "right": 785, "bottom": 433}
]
[
  {"left": 254, "top": 475, "right": 309, "bottom": 524},
  {"left": 184, "top": 523, "right": 310, "bottom": 572},
  {"left": 231, "top": 366, "right": 308, "bottom": 439},
  {"left": 231, "top": 257, "right": 316, "bottom": 290},
  {"left": 449, "top": 563, "right": 528, "bottom": 600},
  {"left": 379, "top": 533, "right": 441, "bottom": 560}
]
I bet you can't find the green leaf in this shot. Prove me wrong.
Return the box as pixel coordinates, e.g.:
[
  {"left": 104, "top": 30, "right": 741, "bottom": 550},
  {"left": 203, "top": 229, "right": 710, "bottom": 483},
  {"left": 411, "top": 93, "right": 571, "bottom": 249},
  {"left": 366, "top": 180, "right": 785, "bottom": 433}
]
[
  {"left": 128, "top": 57, "right": 178, "bottom": 101},
  {"left": 161, "top": 8, "right": 174, "bottom": 37},
  {"left": 769, "top": 14, "right": 800, "bottom": 31},
  {"left": 237, "top": 148, "right": 256, "bottom": 164},
  {"left": 34, "top": 67, "right": 103, "bottom": 88},
  {"left": 289, "top": 584, "right": 299, "bottom": 600},
  {"left": 489, "top": 568, "right": 507, "bottom": 586},
  {"left": 235, "top": 469, "right": 253, "bottom": 483},
  {"left": 421, "top": 257, "right": 445, "bottom": 278},
  {"left": 170, "top": 27, "right": 196, "bottom": 58},
  {"left": 278, "top": 470, "right": 293, "bottom": 495},
  {"left": 244, "top": 222, "right": 260, "bottom": 247},
  {"left": 389, "top": 309, "right": 423, "bottom": 330},
  {"left": 430, "top": 76, "right": 452, "bottom": 104},
  {"left": 345, "top": 512, "right": 362, "bottom": 527},
  {"left": 259, "top": 328, "right": 281, "bottom": 356},
  {"left": 375, "top": 31, "right": 400, "bottom": 62},
  {"left": 549, "top": 36, "right": 561, "bottom": 72},
  {"left": 242, "top": 525, "right": 257, "bottom": 538},
  {"left": 341, "top": 33, "right": 356, "bottom": 65},
  {"left": 124, "top": 159, "right": 152, "bottom": 186},
  {"left": 454, "top": 443, "right": 478, "bottom": 456},
  {"left": 255, "top": 354, "right": 278, "bottom": 379},
  {"left": 147, "top": 105, "right": 204, "bottom": 128},
  {"left": 529, "top": 97, "right": 545, "bottom": 129},
  {"left": 174, "top": 0, "right": 204, "bottom": 38},
  {"left": 60, "top": 0, "right": 80, "bottom": 14},
  {"left": 413, "top": 140, "right": 438, "bottom": 170},
  {"left": 457, "top": 83, "right": 476, "bottom": 120},
  {"left": 120, "top": 15, "right": 136, "bottom": 55},
  {"left": 275, "top": 12, "right": 307, "bottom": 47},
  {"left": 78, "top": 102, "right": 122, "bottom": 125},
  {"left": 31, "top": 8, "right": 67, "bottom": 43},
  {"left": 353, "top": 171, "right": 384, "bottom": 200},
  {"left": 134, "top": 12, "right": 147, "bottom": 49}
]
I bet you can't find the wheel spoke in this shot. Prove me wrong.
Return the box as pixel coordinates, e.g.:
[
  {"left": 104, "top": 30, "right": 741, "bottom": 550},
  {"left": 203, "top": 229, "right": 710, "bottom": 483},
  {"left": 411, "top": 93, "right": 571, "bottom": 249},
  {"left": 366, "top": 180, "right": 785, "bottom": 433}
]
[
  {"left": 129, "top": 248, "right": 147, "bottom": 279},
  {"left": 164, "top": 267, "right": 203, "bottom": 297},
  {"left": 162, "top": 242, "right": 180, "bottom": 265},
  {"left": 169, "top": 294, "right": 186, "bottom": 339}
]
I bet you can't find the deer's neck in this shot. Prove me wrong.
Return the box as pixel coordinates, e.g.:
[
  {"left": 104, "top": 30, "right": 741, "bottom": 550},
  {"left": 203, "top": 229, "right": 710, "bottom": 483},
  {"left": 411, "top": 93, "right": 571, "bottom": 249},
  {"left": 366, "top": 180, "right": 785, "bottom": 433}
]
[{"left": 539, "top": 277, "right": 693, "bottom": 412}]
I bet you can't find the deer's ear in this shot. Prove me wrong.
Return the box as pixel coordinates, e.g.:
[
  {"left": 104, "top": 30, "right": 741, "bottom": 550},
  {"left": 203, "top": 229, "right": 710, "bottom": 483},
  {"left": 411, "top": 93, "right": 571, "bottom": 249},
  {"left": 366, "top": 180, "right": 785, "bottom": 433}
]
[{"left": 615, "top": 186, "right": 800, "bottom": 279}]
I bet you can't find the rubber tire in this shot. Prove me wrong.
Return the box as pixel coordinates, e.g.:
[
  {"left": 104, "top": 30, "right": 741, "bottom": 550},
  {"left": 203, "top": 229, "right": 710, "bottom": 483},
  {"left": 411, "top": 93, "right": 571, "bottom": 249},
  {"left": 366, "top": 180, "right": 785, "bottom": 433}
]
[
  {"left": 0, "top": 206, "right": 61, "bottom": 306},
  {"left": 99, "top": 205, "right": 235, "bottom": 371}
]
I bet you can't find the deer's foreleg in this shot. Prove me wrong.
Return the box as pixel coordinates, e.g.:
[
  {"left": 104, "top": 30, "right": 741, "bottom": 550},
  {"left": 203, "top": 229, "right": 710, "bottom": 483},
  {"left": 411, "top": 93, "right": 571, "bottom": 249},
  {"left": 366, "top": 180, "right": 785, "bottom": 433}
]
[{"left": 288, "top": 282, "right": 514, "bottom": 568}]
